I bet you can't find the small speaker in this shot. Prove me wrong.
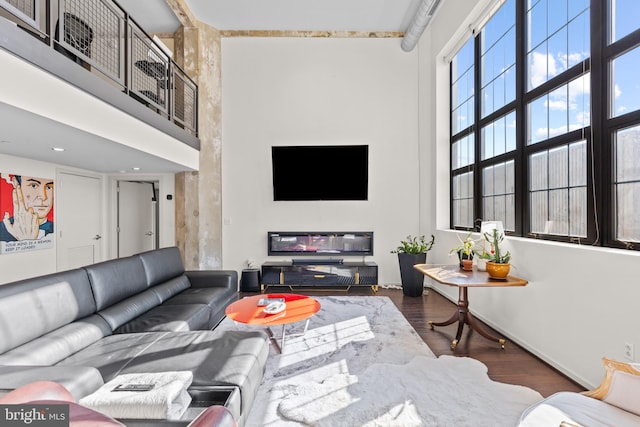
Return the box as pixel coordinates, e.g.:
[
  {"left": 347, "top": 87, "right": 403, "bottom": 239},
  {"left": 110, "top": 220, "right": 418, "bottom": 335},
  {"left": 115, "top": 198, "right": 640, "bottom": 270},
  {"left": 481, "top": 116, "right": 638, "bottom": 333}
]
[{"left": 240, "top": 269, "right": 261, "bottom": 292}]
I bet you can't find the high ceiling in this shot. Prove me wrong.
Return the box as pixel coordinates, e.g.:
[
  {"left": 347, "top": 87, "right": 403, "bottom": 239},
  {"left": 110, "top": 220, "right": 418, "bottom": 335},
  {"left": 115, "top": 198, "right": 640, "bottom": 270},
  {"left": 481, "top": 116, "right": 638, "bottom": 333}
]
[
  {"left": 1, "top": 0, "right": 425, "bottom": 175},
  {"left": 119, "top": 0, "right": 422, "bottom": 33}
]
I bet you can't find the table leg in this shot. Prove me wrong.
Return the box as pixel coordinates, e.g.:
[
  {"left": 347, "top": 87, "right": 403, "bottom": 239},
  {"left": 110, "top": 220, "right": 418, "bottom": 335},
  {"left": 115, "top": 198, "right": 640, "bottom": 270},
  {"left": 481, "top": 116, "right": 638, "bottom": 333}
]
[
  {"left": 266, "top": 327, "right": 282, "bottom": 354},
  {"left": 267, "top": 318, "right": 312, "bottom": 353},
  {"left": 428, "top": 310, "right": 459, "bottom": 329},
  {"left": 466, "top": 311, "right": 506, "bottom": 349},
  {"left": 428, "top": 286, "right": 506, "bottom": 350},
  {"left": 281, "top": 324, "right": 286, "bottom": 350}
]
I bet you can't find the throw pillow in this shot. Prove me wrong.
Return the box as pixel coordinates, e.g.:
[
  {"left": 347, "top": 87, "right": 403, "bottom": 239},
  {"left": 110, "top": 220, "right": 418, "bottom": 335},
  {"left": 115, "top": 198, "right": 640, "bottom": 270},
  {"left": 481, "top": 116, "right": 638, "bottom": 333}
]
[{"left": 583, "top": 357, "right": 640, "bottom": 416}]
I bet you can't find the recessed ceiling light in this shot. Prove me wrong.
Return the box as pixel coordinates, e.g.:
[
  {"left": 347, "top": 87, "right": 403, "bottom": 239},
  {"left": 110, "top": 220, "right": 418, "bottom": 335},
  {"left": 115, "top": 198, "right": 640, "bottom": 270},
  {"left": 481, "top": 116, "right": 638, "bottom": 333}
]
[
  {"left": 119, "top": 170, "right": 127, "bottom": 174},
  {"left": 51, "top": 147, "right": 65, "bottom": 152},
  {"left": 132, "top": 167, "right": 141, "bottom": 171}
]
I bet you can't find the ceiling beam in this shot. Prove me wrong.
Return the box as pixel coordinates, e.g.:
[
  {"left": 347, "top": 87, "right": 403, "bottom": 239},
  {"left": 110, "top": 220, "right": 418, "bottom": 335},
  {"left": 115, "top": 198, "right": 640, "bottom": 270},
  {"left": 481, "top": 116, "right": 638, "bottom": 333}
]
[
  {"left": 165, "top": 0, "right": 197, "bottom": 28},
  {"left": 220, "top": 30, "right": 404, "bottom": 38}
]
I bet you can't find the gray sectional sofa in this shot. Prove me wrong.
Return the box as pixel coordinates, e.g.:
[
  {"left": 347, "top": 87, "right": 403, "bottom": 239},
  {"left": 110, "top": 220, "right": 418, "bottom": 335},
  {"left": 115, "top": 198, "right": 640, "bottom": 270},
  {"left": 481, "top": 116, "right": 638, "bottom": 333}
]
[{"left": 0, "top": 247, "right": 270, "bottom": 427}]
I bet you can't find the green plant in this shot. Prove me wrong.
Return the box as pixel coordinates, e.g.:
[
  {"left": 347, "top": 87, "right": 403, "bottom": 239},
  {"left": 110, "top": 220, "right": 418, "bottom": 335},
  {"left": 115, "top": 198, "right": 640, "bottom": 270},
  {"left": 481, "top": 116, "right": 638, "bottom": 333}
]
[
  {"left": 391, "top": 234, "right": 435, "bottom": 254},
  {"left": 481, "top": 228, "right": 511, "bottom": 264}
]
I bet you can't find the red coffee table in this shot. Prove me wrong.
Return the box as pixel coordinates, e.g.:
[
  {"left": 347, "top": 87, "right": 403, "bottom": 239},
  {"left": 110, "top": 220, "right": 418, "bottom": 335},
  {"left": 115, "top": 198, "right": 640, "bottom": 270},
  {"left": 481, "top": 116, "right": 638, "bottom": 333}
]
[{"left": 225, "top": 293, "right": 321, "bottom": 352}]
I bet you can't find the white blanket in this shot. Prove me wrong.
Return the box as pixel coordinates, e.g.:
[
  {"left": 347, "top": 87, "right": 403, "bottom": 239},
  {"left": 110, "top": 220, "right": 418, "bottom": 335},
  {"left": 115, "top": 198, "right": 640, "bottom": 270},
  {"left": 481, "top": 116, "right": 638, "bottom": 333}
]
[{"left": 79, "top": 371, "right": 193, "bottom": 420}]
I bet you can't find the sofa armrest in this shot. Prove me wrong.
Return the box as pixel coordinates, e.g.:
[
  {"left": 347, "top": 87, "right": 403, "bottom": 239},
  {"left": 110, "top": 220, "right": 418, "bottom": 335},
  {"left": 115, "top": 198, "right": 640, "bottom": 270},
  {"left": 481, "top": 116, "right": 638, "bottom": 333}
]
[
  {"left": 518, "top": 391, "right": 640, "bottom": 427},
  {"left": 0, "top": 366, "right": 104, "bottom": 401},
  {"left": 186, "top": 270, "right": 238, "bottom": 290}
]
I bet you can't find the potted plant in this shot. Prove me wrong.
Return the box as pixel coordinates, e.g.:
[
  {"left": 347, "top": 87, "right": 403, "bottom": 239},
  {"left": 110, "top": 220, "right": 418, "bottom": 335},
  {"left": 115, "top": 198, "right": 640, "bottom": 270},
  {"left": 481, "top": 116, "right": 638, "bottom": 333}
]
[
  {"left": 481, "top": 228, "right": 511, "bottom": 279},
  {"left": 449, "top": 232, "right": 477, "bottom": 271},
  {"left": 391, "top": 234, "right": 435, "bottom": 297}
]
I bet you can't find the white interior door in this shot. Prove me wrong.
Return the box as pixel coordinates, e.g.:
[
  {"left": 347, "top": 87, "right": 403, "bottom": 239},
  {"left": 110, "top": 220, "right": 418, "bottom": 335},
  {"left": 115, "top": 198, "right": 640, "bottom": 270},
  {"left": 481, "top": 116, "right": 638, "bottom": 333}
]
[
  {"left": 57, "top": 172, "right": 102, "bottom": 270},
  {"left": 118, "top": 181, "right": 157, "bottom": 257}
]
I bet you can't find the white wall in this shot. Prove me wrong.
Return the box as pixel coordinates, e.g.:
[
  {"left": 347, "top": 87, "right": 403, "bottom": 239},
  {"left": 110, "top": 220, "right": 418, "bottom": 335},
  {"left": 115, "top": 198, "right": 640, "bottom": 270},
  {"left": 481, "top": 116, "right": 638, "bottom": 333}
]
[
  {"left": 419, "top": 0, "right": 640, "bottom": 388},
  {"left": 221, "top": 37, "right": 421, "bottom": 284},
  {"left": 0, "top": 154, "right": 176, "bottom": 284}
]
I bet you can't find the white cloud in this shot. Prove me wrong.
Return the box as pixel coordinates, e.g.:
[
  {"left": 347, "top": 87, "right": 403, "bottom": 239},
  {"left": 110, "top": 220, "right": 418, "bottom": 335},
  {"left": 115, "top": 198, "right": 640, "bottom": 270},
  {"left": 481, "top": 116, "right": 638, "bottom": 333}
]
[
  {"left": 529, "top": 51, "right": 557, "bottom": 88},
  {"left": 535, "top": 128, "right": 548, "bottom": 139},
  {"left": 548, "top": 126, "right": 568, "bottom": 138},
  {"left": 559, "top": 52, "right": 589, "bottom": 70},
  {"left": 547, "top": 99, "right": 568, "bottom": 110},
  {"left": 574, "top": 110, "right": 591, "bottom": 126},
  {"left": 530, "top": 50, "right": 590, "bottom": 90},
  {"left": 533, "top": 126, "right": 570, "bottom": 140},
  {"left": 568, "top": 74, "right": 590, "bottom": 99},
  {"left": 615, "top": 84, "right": 622, "bottom": 98}
]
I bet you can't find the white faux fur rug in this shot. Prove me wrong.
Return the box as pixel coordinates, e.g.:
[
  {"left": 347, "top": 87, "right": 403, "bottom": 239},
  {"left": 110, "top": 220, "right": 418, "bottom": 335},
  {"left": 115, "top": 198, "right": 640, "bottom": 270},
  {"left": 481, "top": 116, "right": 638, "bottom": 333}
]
[{"left": 217, "top": 296, "right": 542, "bottom": 426}]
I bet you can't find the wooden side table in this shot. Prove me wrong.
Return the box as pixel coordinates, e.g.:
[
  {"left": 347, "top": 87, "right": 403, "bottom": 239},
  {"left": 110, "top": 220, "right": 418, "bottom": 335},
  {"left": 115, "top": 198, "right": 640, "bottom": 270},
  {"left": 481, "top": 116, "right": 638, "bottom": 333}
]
[{"left": 414, "top": 264, "right": 527, "bottom": 350}]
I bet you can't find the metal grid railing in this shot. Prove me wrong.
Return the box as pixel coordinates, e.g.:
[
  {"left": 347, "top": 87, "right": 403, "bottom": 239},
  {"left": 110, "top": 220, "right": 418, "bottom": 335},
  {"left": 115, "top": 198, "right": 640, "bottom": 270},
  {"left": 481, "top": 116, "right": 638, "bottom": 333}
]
[
  {"left": 0, "top": 0, "right": 198, "bottom": 137},
  {"left": 130, "top": 21, "right": 169, "bottom": 113},
  {"left": 173, "top": 66, "right": 197, "bottom": 134},
  {"left": 0, "top": 0, "right": 39, "bottom": 28},
  {"left": 58, "top": 0, "right": 125, "bottom": 83}
]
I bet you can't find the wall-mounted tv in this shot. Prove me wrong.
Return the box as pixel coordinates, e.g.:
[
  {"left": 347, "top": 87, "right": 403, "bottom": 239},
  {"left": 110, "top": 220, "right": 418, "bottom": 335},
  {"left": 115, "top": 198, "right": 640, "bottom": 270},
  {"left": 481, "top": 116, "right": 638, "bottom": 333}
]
[{"left": 271, "top": 145, "right": 368, "bottom": 201}]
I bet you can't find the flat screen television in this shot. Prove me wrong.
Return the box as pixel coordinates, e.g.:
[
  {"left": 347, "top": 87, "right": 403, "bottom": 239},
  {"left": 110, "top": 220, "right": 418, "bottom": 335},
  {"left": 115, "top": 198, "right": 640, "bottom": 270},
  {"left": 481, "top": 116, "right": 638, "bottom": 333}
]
[{"left": 271, "top": 145, "right": 368, "bottom": 201}]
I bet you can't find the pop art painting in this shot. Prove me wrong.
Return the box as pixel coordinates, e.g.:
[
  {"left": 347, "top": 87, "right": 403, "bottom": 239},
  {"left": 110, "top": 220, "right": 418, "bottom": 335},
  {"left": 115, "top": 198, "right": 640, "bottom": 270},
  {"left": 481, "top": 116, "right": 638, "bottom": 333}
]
[{"left": 0, "top": 173, "right": 54, "bottom": 254}]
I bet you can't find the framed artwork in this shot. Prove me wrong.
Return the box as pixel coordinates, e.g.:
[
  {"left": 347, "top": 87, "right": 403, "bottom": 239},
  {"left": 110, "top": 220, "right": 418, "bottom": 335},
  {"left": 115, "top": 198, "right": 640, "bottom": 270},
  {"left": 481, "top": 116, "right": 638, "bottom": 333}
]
[{"left": 0, "top": 173, "right": 54, "bottom": 254}]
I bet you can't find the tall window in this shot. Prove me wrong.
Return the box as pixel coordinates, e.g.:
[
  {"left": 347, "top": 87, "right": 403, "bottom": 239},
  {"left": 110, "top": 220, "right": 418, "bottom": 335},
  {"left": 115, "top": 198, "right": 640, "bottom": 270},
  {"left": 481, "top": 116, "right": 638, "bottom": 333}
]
[
  {"left": 451, "top": 39, "right": 475, "bottom": 228},
  {"left": 608, "top": 0, "right": 640, "bottom": 247},
  {"left": 449, "top": 0, "right": 640, "bottom": 249}
]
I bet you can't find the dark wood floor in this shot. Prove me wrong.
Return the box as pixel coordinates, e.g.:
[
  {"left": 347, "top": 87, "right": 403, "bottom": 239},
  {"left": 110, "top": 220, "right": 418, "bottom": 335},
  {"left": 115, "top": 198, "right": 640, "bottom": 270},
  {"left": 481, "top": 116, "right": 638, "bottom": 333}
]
[{"left": 246, "top": 286, "right": 585, "bottom": 397}]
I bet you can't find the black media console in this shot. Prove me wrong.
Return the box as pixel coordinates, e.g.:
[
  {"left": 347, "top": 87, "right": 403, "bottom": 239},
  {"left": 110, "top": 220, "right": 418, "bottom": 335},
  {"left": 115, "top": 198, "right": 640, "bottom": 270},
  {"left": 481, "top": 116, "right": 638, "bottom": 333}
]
[
  {"left": 261, "top": 261, "right": 378, "bottom": 293},
  {"left": 262, "top": 232, "right": 378, "bottom": 293}
]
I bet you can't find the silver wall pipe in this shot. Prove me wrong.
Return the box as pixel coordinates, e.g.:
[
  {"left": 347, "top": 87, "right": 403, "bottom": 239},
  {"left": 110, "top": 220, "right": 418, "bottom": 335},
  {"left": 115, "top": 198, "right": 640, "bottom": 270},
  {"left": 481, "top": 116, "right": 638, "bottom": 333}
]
[{"left": 401, "top": 0, "right": 443, "bottom": 52}]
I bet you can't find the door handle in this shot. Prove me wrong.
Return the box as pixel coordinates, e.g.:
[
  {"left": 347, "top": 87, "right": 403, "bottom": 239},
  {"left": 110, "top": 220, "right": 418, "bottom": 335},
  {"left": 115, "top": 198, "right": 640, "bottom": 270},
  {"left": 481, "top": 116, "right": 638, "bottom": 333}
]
[
  {"left": 145, "top": 231, "right": 154, "bottom": 236},
  {"left": 93, "top": 234, "right": 102, "bottom": 240}
]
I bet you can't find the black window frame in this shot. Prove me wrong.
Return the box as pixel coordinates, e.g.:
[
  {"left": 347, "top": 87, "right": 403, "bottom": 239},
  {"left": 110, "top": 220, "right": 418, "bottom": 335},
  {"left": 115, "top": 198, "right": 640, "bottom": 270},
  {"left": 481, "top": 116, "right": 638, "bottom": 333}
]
[{"left": 449, "top": 0, "right": 640, "bottom": 251}]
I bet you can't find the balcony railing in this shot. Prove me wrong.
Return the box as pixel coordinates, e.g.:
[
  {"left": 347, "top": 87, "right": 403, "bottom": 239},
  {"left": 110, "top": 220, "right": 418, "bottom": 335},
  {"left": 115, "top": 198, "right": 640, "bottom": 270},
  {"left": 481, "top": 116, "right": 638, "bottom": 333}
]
[{"left": 0, "top": 0, "right": 198, "bottom": 137}]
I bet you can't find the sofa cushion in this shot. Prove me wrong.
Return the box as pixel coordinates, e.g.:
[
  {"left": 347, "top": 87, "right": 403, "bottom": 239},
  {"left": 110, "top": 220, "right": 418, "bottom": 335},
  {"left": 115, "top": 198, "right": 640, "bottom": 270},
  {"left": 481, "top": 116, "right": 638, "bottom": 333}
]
[
  {"left": 0, "top": 315, "right": 111, "bottom": 365},
  {"left": 163, "top": 287, "right": 231, "bottom": 306},
  {"left": 57, "top": 330, "right": 269, "bottom": 418},
  {"left": 149, "top": 275, "right": 191, "bottom": 303},
  {"left": 56, "top": 332, "right": 172, "bottom": 376},
  {"left": 0, "top": 269, "right": 96, "bottom": 354},
  {"left": 97, "top": 289, "right": 162, "bottom": 332},
  {"left": 84, "top": 256, "right": 148, "bottom": 310},
  {"left": 114, "top": 304, "right": 211, "bottom": 333},
  {"left": 138, "top": 247, "right": 185, "bottom": 287},
  {"left": 164, "top": 287, "right": 238, "bottom": 328}
]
